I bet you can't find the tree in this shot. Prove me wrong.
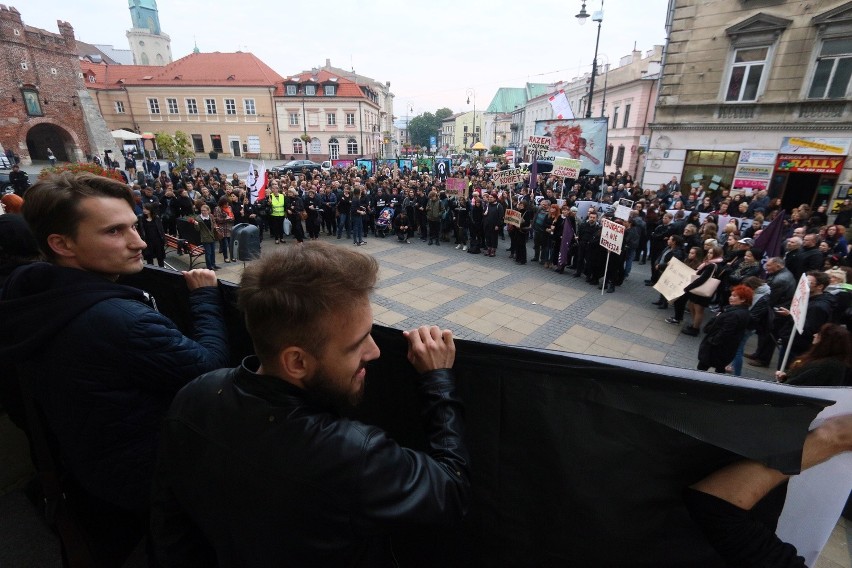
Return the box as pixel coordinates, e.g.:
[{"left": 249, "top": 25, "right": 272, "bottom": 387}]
[
  {"left": 490, "top": 146, "right": 506, "bottom": 156},
  {"left": 155, "top": 131, "right": 194, "bottom": 169},
  {"left": 408, "top": 107, "right": 454, "bottom": 148}
]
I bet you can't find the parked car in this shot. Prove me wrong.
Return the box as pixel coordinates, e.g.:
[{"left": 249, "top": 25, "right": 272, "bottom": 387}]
[
  {"left": 0, "top": 171, "right": 12, "bottom": 193},
  {"left": 320, "top": 161, "right": 332, "bottom": 172},
  {"left": 0, "top": 155, "right": 11, "bottom": 170},
  {"left": 269, "top": 160, "right": 322, "bottom": 175}
]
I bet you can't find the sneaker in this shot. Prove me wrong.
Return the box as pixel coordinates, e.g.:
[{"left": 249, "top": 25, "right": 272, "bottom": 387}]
[
  {"left": 406, "top": 239, "right": 411, "bottom": 244},
  {"left": 665, "top": 317, "right": 681, "bottom": 325},
  {"left": 462, "top": 245, "right": 467, "bottom": 251},
  {"left": 681, "top": 327, "right": 699, "bottom": 336},
  {"left": 455, "top": 244, "right": 462, "bottom": 250}
]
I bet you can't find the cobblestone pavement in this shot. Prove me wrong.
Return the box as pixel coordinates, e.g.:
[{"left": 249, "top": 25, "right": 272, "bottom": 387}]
[{"left": 175, "top": 229, "right": 778, "bottom": 382}]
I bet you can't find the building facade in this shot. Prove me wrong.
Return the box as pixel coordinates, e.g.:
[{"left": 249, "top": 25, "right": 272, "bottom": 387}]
[
  {"left": 85, "top": 52, "right": 282, "bottom": 159},
  {"left": 276, "top": 69, "right": 382, "bottom": 162},
  {"left": 0, "top": 6, "right": 111, "bottom": 165},
  {"left": 646, "top": 0, "right": 852, "bottom": 210}
]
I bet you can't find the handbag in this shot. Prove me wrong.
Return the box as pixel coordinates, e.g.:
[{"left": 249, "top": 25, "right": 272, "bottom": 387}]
[
  {"left": 690, "top": 264, "right": 721, "bottom": 298},
  {"left": 299, "top": 210, "right": 308, "bottom": 221},
  {"left": 283, "top": 217, "right": 292, "bottom": 235}
]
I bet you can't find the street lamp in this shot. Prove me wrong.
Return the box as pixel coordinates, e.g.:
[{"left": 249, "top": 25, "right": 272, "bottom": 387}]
[
  {"left": 466, "top": 88, "right": 476, "bottom": 150},
  {"left": 576, "top": 0, "right": 604, "bottom": 119}
]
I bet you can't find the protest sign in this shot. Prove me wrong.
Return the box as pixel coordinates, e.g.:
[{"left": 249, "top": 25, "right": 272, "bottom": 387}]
[
  {"left": 527, "top": 136, "right": 551, "bottom": 158},
  {"left": 551, "top": 157, "right": 582, "bottom": 179},
  {"left": 548, "top": 90, "right": 575, "bottom": 120},
  {"left": 653, "top": 257, "right": 695, "bottom": 302},
  {"left": 445, "top": 177, "right": 467, "bottom": 196},
  {"left": 504, "top": 208, "right": 522, "bottom": 228},
  {"left": 493, "top": 169, "right": 524, "bottom": 187},
  {"left": 790, "top": 273, "right": 810, "bottom": 335},
  {"left": 615, "top": 198, "right": 634, "bottom": 221},
  {"left": 600, "top": 218, "right": 624, "bottom": 255}
]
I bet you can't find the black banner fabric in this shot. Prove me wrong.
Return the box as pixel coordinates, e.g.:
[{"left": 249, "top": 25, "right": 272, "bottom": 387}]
[{"left": 122, "top": 268, "right": 836, "bottom": 567}]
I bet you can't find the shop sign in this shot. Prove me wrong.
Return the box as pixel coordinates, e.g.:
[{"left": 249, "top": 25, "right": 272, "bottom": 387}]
[
  {"left": 775, "top": 155, "right": 846, "bottom": 174},
  {"left": 779, "top": 137, "right": 851, "bottom": 156},
  {"left": 738, "top": 150, "right": 777, "bottom": 165}
]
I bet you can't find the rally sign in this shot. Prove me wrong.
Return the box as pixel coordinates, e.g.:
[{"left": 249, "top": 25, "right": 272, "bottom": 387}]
[
  {"left": 527, "top": 135, "right": 551, "bottom": 157},
  {"left": 504, "top": 208, "right": 522, "bottom": 228},
  {"left": 600, "top": 218, "right": 624, "bottom": 254},
  {"left": 790, "top": 273, "right": 810, "bottom": 335},
  {"left": 445, "top": 177, "right": 467, "bottom": 196},
  {"left": 493, "top": 169, "right": 524, "bottom": 187},
  {"left": 551, "top": 157, "right": 582, "bottom": 179}
]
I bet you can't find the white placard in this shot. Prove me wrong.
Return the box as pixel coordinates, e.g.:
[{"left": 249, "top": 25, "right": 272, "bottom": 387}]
[{"left": 600, "top": 218, "right": 624, "bottom": 255}]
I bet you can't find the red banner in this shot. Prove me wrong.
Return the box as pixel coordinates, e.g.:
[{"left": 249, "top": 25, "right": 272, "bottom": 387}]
[{"left": 775, "top": 154, "right": 846, "bottom": 174}]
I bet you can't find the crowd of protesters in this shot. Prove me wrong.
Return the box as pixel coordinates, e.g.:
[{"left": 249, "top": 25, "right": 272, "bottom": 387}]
[{"left": 8, "top": 154, "right": 851, "bottom": 382}]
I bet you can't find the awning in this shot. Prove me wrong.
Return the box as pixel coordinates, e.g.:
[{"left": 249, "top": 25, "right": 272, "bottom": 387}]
[
  {"left": 141, "top": 132, "right": 155, "bottom": 140},
  {"left": 110, "top": 129, "right": 142, "bottom": 140}
]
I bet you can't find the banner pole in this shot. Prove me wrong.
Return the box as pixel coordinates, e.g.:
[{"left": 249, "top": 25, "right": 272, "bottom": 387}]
[
  {"left": 601, "top": 251, "right": 610, "bottom": 296},
  {"left": 779, "top": 329, "right": 797, "bottom": 374}
]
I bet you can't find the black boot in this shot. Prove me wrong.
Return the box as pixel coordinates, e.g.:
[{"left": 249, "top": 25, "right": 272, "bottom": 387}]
[{"left": 606, "top": 282, "right": 615, "bottom": 293}]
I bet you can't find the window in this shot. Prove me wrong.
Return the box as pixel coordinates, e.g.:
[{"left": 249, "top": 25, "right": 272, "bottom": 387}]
[
  {"left": 615, "top": 145, "right": 625, "bottom": 168},
  {"left": 347, "top": 138, "right": 358, "bottom": 154},
  {"left": 115, "top": 101, "right": 125, "bottom": 114},
  {"left": 346, "top": 112, "right": 356, "bottom": 126},
  {"left": 191, "top": 134, "right": 204, "bottom": 152},
  {"left": 682, "top": 150, "right": 740, "bottom": 191},
  {"left": 205, "top": 98, "right": 217, "bottom": 115},
  {"left": 286, "top": 84, "right": 297, "bottom": 96},
  {"left": 725, "top": 47, "right": 768, "bottom": 102},
  {"left": 808, "top": 38, "right": 852, "bottom": 99},
  {"left": 88, "top": 75, "right": 95, "bottom": 83},
  {"left": 167, "top": 98, "right": 179, "bottom": 114},
  {"left": 327, "top": 113, "right": 336, "bottom": 125},
  {"left": 310, "top": 137, "right": 321, "bottom": 154},
  {"left": 612, "top": 107, "right": 619, "bottom": 129},
  {"left": 243, "top": 99, "right": 256, "bottom": 115},
  {"left": 224, "top": 98, "right": 237, "bottom": 115},
  {"left": 289, "top": 112, "right": 299, "bottom": 126},
  {"left": 186, "top": 98, "right": 198, "bottom": 114},
  {"left": 329, "top": 138, "right": 340, "bottom": 160},
  {"left": 293, "top": 138, "right": 304, "bottom": 154},
  {"left": 148, "top": 98, "right": 160, "bottom": 114},
  {"left": 623, "top": 104, "right": 631, "bottom": 128},
  {"left": 305, "top": 85, "right": 316, "bottom": 96},
  {"left": 605, "top": 144, "right": 614, "bottom": 166},
  {"left": 50, "top": 67, "right": 57, "bottom": 75},
  {"left": 210, "top": 134, "right": 223, "bottom": 153},
  {"left": 324, "top": 85, "right": 336, "bottom": 96},
  {"left": 20, "top": 62, "right": 27, "bottom": 70}
]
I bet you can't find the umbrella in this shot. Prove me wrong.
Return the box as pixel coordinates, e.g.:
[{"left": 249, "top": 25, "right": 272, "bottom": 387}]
[
  {"left": 471, "top": 142, "right": 487, "bottom": 151},
  {"left": 111, "top": 129, "right": 143, "bottom": 140}
]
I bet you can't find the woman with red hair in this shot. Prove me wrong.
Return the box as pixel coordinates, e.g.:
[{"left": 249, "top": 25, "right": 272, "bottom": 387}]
[{"left": 697, "top": 285, "right": 753, "bottom": 373}]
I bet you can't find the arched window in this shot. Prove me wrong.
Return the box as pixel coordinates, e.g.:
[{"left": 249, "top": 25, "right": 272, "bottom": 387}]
[
  {"left": 140, "top": 52, "right": 149, "bottom": 65},
  {"left": 347, "top": 138, "right": 358, "bottom": 155},
  {"left": 328, "top": 137, "right": 340, "bottom": 160},
  {"left": 310, "top": 137, "right": 321, "bottom": 154},
  {"left": 605, "top": 144, "right": 614, "bottom": 166},
  {"left": 292, "top": 138, "right": 303, "bottom": 154}
]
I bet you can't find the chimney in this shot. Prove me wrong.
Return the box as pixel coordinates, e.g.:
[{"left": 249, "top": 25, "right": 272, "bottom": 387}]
[
  {"left": 57, "top": 20, "right": 75, "bottom": 48},
  {"left": 325, "top": 58, "right": 330, "bottom": 68}
]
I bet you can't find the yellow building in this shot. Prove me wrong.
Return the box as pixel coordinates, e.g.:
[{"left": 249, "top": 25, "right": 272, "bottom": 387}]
[{"left": 84, "top": 51, "right": 283, "bottom": 159}]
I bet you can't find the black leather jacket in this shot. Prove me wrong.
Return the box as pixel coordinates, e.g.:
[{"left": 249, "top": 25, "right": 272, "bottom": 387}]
[{"left": 151, "top": 357, "right": 470, "bottom": 567}]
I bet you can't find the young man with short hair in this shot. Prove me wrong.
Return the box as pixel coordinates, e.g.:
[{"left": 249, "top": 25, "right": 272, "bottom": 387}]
[
  {"left": 0, "top": 172, "right": 229, "bottom": 565},
  {"left": 151, "top": 242, "right": 470, "bottom": 566}
]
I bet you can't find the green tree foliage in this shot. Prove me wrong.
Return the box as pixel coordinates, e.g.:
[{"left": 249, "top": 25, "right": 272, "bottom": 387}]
[
  {"left": 490, "top": 145, "right": 506, "bottom": 156},
  {"left": 155, "top": 131, "right": 194, "bottom": 169},
  {"left": 408, "top": 107, "right": 454, "bottom": 148}
]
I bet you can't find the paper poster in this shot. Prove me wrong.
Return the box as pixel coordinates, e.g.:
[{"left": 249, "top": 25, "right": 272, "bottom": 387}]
[
  {"left": 548, "top": 90, "right": 575, "bottom": 120},
  {"left": 445, "top": 177, "right": 467, "bottom": 196},
  {"left": 600, "top": 218, "right": 624, "bottom": 255},
  {"left": 653, "top": 257, "right": 694, "bottom": 301},
  {"left": 504, "top": 208, "right": 522, "bottom": 228}
]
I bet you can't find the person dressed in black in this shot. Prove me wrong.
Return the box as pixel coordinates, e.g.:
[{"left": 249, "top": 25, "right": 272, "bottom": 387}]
[
  {"left": 509, "top": 200, "right": 533, "bottom": 265},
  {"left": 138, "top": 202, "right": 166, "bottom": 267},
  {"left": 481, "top": 193, "right": 504, "bottom": 257},
  {"left": 697, "top": 285, "right": 752, "bottom": 372},
  {"left": 286, "top": 188, "right": 306, "bottom": 244}
]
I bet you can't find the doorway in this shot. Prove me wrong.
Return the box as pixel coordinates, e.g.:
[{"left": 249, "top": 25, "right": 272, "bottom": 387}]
[
  {"left": 25, "top": 123, "right": 74, "bottom": 162},
  {"left": 230, "top": 139, "right": 241, "bottom": 157},
  {"left": 779, "top": 172, "right": 820, "bottom": 211}
]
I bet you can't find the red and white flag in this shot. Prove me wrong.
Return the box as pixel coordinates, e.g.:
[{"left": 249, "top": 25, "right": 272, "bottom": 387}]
[{"left": 248, "top": 160, "right": 268, "bottom": 203}]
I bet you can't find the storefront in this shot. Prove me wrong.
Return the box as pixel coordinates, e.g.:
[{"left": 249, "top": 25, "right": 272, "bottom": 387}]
[{"left": 768, "top": 137, "right": 850, "bottom": 211}]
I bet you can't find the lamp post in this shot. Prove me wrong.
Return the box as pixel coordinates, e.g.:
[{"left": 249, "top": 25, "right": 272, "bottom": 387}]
[
  {"left": 576, "top": 0, "right": 604, "bottom": 119},
  {"left": 466, "top": 88, "right": 476, "bottom": 152}
]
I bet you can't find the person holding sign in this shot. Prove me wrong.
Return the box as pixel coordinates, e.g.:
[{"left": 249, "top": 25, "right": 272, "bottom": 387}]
[
  {"left": 508, "top": 200, "right": 533, "bottom": 265},
  {"left": 774, "top": 323, "right": 851, "bottom": 386},
  {"left": 666, "top": 245, "right": 725, "bottom": 335},
  {"left": 774, "top": 271, "right": 836, "bottom": 368}
]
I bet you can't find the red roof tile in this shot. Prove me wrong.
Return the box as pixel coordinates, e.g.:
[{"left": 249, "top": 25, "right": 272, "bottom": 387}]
[{"left": 275, "top": 69, "right": 367, "bottom": 98}]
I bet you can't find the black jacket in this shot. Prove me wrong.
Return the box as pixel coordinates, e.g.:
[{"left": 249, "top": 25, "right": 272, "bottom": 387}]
[
  {"left": 0, "top": 263, "right": 229, "bottom": 511},
  {"left": 151, "top": 358, "right": 470, "bottom": 567}
]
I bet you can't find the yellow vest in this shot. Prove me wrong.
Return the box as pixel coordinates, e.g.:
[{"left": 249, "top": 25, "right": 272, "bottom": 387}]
[{"left": 270, "top": 194, "right": 285, "bottom": 217}]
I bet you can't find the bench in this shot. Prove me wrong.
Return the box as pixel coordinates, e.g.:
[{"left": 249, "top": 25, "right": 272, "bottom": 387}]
[{"left": 164, "top": 234, "right": 205, "bottom": 268}]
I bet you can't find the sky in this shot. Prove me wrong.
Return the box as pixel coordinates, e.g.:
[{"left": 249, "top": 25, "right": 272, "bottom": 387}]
[{"left": 23, "top": 0, "right": 670, "bottom": 121}]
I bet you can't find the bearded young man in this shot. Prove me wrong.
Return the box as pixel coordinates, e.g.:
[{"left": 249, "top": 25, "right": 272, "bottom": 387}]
[{"left": 151, "top": 241, "right": 470, "bottom": 566}]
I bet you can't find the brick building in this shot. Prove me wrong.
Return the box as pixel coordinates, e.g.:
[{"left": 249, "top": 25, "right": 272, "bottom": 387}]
[{"left": 0, "top": 6, "right": 111, "bottom": 165}]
